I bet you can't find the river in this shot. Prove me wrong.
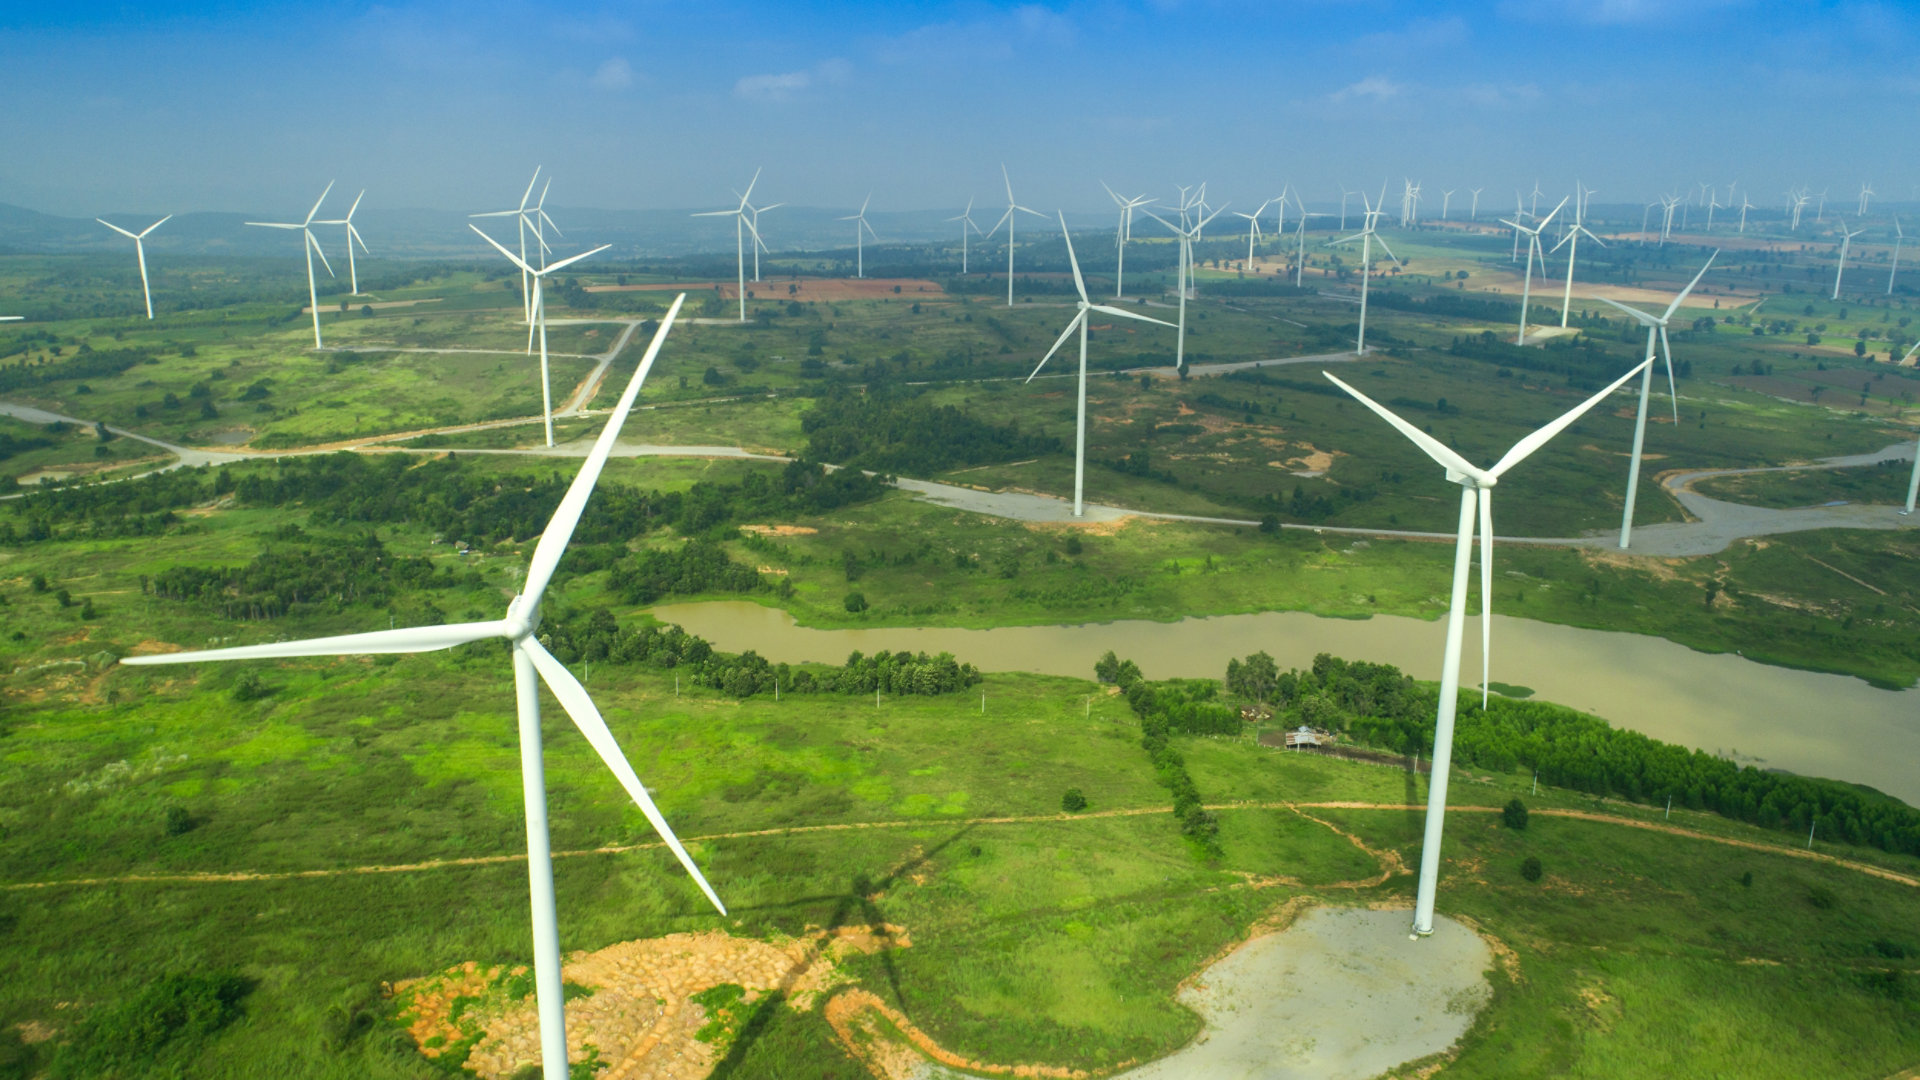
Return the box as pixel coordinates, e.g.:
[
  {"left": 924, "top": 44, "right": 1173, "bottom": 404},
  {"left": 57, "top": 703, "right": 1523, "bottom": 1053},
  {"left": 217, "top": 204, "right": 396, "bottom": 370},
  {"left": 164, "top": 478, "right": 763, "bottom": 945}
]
[{"left": 648, "top": 601, "right": 1920, "bottom": 807}]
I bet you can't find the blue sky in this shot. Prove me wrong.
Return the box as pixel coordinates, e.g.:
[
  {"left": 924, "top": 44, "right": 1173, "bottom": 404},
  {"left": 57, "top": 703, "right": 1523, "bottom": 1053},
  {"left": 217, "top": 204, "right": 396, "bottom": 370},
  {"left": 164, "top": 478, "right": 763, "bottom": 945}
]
[{"left": 3, "top": 1, "right": 1915, "bottom": 217}]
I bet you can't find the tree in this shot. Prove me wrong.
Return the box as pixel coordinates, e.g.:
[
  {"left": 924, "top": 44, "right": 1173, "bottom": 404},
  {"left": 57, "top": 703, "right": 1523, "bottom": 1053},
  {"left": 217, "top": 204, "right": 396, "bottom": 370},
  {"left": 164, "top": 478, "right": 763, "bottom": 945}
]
[
  {"left": 1061, "top": 788, "right": 1087, "bottom": 812},
  {"left": 1503, "top": 797, "right": 1529, "bottom": 830},
  {"left": 1520, "top": 856, "right": 1543, "bottom": 882},
  {"left": 843, "top": 591, "right": 868, "bottom": 613},
  {"left": 1094, "top": 651, "right": 1121, "bottom": 684}
]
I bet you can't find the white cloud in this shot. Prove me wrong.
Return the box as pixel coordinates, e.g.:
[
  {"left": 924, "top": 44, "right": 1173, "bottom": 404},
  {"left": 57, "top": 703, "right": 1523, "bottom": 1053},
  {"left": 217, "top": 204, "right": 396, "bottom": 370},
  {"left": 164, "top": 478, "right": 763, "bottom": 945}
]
[
  {"left": 734, "top": 58, "right": 851, "bottom": 103},
  {"left": 591, "top": 57, "right": 634, "bottom": 91},
  {"left": 872, "top": 5, "right": 1074, "bottom": 66},
  {"left": 1354, "top": 16, "right": 1469, "bottom": 55},
  {"left": 1329, "top": 76, "right": 1402, "bottom": 103},
  {"left": 1500, "top": 0, "right": 1745, "bottom": 26},
  {"left": 1459, "top": 82, "right": 1544, "bottom": 108}
]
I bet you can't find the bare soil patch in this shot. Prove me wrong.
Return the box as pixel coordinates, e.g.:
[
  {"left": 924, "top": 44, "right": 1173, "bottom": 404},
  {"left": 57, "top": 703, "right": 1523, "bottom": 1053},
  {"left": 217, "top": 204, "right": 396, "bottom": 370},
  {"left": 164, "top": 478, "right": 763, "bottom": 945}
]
[
  {"left": 586, "top": 278, "right": 947, "bottom": 302},
  {"left": 738, "top": 524, "right": 818, "bottom": 537}
]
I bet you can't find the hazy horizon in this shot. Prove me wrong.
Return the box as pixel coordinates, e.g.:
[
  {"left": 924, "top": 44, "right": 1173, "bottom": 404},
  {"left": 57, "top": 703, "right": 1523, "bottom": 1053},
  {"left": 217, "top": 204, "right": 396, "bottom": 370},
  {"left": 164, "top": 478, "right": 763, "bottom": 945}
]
[{"left": 5, "top": 1, "right": 1916, "bottom": 221}]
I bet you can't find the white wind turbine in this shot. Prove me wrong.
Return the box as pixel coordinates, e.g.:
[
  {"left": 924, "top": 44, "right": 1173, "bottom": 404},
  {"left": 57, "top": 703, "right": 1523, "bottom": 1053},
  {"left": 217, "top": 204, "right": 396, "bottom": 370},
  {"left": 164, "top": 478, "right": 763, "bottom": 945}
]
[
  {"left": 95, "top": 213, "right": 171, "bottom": 319},
  {"left": 1233, "top": 199, "right": 1273, "bottom": 266},
  {"left": 124, "top": 298, "right": 717, "bottom": 1080},
  {"left": 472, "top": 169, "right": 545, "bottom": 324},
  {"left": 246, "top": 182, "right": 336, "bottom": 349},
  {"left": 1859, "top": 182, "right": 1875, "bottom": 216},
  {"left": 948, "top": 197, "right": 982, "bottom": 275},
  {"left": 530, "top": 179, "right": 563, "bottom": 273},
  {"left": 987, "top": 165, "right": 1046, "bottom": 305},
  {"left": 313, "top": 190, "right": 370, "bottom": 296},
  {"left": 1324, "top": 357, "right": 1654, "bottom": 938},
  {"left": 1591, "top": 252, "right": 1718, "bottom": 549},
  {"left": 1292, "top": 199, "right": 1323, "bottom": 289},
  {"left": 1101, "top": 183, "right": 1154, "bottom": 298},
  {"left": 1469, "top": 188, "right": 1482, "bottom": 221},
  {"left": 1500, "top": 195, "right": 1568, "bottom": 344},
  {"left": 1550, "top": 189, "right": 1605, "bottom": 329},
  {"left": 1833, "top": 218, "right": 1866, "bottom": 300},
  {"left": 1738, "top": 195, "right": 1755, "bottom": 234},
  {"left": 472, "top": 226, "right": 610, "bottom": 448},
  {"left": 840, "top": 194, "right": 880, "bottom": 279},
  {"left": 1026, "top": 213, "right": 1174, "bottom": 516},
  {"left": 1441, "top": 189, "right": 1455, "bottom": 220},
  {"left": 1143, "top": 200, "right": 1227, "bottom": 371},
  {"left": 692, "top": 169, "right": 764, "bottom": 322},
  {"left": 1324, "top": 187, "right": 1398, "bottom": 356},
  {"left": 1890, "top": 218, "right": 1905, "bottom": 296},
  {"left": 1272, "top": 184, "right": 1291, "bottom": 238},
  {"left": 1528, "top": 179, "right": 1545, "bottom": 218}
]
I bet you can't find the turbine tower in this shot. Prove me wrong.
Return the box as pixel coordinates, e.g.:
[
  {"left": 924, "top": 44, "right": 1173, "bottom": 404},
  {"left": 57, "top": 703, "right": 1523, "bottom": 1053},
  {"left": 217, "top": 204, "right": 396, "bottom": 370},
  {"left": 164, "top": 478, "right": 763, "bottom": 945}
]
[
  {"left": 986, "top": 165, "right": 1045, "bottom": 305},
  {"left": 246, "top": 182, "right": 336, "bottom": 349},
  {"left": 313, "top": 190, "right": 370, "bottom": 296},
  {"left": 1550, "top": 187, "right": 1605, "bottom": 329},
  {"left": 125, "top": 298, "right": 719, "bottom": 1080},
  {"left": 472, "top": 168, "right": 545, "bottom": 324},
  {"left": 693, "top": 168, "right": 763, "bottom": 322},
  {"left": 839, "top": 194, "right": 879, "bottom": 279},
  {"left": 1500, "top": 195, "right": 1568, "bottom": 344},
  {"left": 1468, "top": 188, "right": 1482, "bottom": 221},
  {"left": 1859, "top": 182, "right": 1875, "bottom": 216},
  {"left": 1025, "top": 213, "right": 1174, "bottom": 516},
  {"left": 1101, "top": 183, "right": 1154, "bottom": 299},
  {"left": 1441, "top": 189, "right": 1455, "bottom": 220},
  {"left": 1291, "top": 199, "right": 1323, "bottom": 289},
  {"left": 1890, "top": 218, "right": 1905, "bottom": 296},
  {"left": 1324, "top": 187, "right": 1398, "bottom": 356},
  {"left": 746, "top": 199, "right": 781, "bottom": 282},
  {"left": 1323, "top": 357, "right": 1655, "bottom": 938},
  {"left": 1833, "top": 218, "right": 1866, "bottom": 300},
  {"left": 1232, "top": 198, "right": 1273, "bottom": 267},
  {"left": 947, "top": 197, "right": 982, "bottom": 275},
  {"left": 472, "top": 226, "right": 611, "bottom": 448},
  {"left": 1592, "top": 252, "right": 1718, "bottom": 549},
  {"left": 95, "top": 214, "right": 171, "bottom": 319}
]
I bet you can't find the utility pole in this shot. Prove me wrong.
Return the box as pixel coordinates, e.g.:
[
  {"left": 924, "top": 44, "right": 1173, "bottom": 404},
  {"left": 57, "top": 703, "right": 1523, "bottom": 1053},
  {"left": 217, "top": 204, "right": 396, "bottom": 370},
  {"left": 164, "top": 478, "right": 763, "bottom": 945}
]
[{"left": 1665, "top": 795, "right": 1672, "bottom": 819}]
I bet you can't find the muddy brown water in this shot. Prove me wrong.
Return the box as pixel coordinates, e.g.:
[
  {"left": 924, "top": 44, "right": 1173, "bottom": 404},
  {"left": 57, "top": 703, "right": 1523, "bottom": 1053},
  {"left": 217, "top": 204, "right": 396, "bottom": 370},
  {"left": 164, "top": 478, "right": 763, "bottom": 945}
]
[{"left": 648, "top": 601, "right": 1920, "bottom": 807}]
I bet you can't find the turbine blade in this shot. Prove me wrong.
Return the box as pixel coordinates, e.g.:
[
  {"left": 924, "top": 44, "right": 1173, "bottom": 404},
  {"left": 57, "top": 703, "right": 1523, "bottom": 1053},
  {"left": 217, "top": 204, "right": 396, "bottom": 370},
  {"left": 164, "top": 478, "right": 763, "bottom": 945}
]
[
  {"left": 1089, "top": 303, "right": 1174, "bottom": 328},
  {"left": 1372, "top": 234, "right": 1402, "bottom": 266},
  {"left": 1059, "top": 212, "right": 1087, "bottom": 303},
  {"left": 119, "top": 621, "right": 506, "bottom": 665},
  {"left": 308, "top": 232, "right": 334, "bottom": 277},
  {"left": 519, "top": 295, "right": 685, "bottom": 603},
  {"left": 1661, "top": 251, "right": 1720, "bottom": 322},
  {"left": 244, "top": 222, "right": 302, "bottom": 229},
  {"left": 1026, "top": 313, "right": 1084, "bottom": 383},
  {"left": 470, "top": 224, "right": 535, "bottom": 275},
  {"left": 540, "top": 244, "right": 611, "bottom": 276},
  {"left": 521, "top": 638, "right": 726, "bottom": 915},
  {"left": 1487, "top": 356, "right": 1654, "bottom": 477},
  {"left": 350, "top": 223, "right": 369, "bottom": 254},
  {"left": 1594, "top": 296, "right": 1658, "bottom": 325},
  {"left": 304, "top": 180, "right": 335, "bottom": 226},
  {"left": 1479, "top": 489, "right": 1494, "bottom": 708},
  {"left": 345, "top": 190, "right": 364, "bottom": 219},
  {"left": 96, "top": 219, "right": 138, "bottom": 239},
  {"left": 1322, "top": 372, "right": 1486, "bottom": 482},
  {"left": 519, "top": 167, "right": 540, "bottom": 211},
  {"left": 1659, "top": 325, "right": 1679, "bottom": 424}
]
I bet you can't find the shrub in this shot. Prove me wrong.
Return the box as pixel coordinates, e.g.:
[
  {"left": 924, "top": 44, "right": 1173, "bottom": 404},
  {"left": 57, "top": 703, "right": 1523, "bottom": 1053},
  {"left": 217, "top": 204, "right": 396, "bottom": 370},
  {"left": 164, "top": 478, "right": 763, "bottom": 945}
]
[
  {"left": 54, "top": 972, "right": 253, "bottom": 1075},
  {"left": 1502, "top": 797, "right": 1529, "bottom": 830},
  {"left": 1520, "top": 856, "right": 1543, "bottom": 882},
  {"left": 1065, "top": 535, "right": 1083, "bottom": 556},
  {"left": 842, "top": 592, "right": 868, "bottom": 613},
  {"left": 1808, "top": 885, "right": 1837, "bottom": 910},
  {"left": 1061, "top": 788, "right": 1088, "bottom": 813},
  {"left": 163, "top": 806, "right": 195, "bottom": 836}
]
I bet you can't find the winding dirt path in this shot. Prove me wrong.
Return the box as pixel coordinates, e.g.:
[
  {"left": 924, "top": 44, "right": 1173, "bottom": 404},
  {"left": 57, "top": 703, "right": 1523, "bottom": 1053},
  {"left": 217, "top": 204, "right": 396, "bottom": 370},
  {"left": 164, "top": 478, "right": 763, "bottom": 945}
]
[{"left": 8, "top": 800, "right": 1913, "bottom": 893}]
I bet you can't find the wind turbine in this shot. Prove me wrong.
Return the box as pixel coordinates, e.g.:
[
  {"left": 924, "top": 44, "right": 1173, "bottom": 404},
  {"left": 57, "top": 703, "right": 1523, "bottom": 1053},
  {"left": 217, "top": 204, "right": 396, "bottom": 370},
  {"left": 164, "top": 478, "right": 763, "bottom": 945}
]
[
  {"left": 1441, "top": 189, "right": 1455, "bottom": 220},
  {"left": 1591, "top": 252, "right": 1718, "bottom": 549},
  {"left": 95, "top": 213, "right": 171, "bottom": 319},
  {"left": 471, "top": 226, "right": 610, "bottom": 448},
  {"left": 529, "top": 179, "right": 562, "bottom": 273},
  {"left": 839, "top": 194, "right": 879, "bottom": 279},
  {"left": 1324, "top": 187, "right": 1398, "bottom": 356},
  {"left": 1529, "top": 180, "right": 1544, "bottom": 218},
  {"left": 948, "top": 197, "right": 982, "bottom": 275},
  {"left": 1890, "top": 218, "right": 1905, "bottom": 296},
  {"left": 1859, "top": 182, "right": 1875, "bottom": 216},
  {"left": 246, "top": 182, "right": 335, "bottom": 349},
  {"left": 1833, "top": 218, "right": 1866, "bottom": 300},
  {"left": 1025, "top": 214, "right": 1174, "bottom": 516},
  {"left": 1550, "top": 189, "right": 1605, "bottom": 329},
  {"left": 1323, "top": 356, "right": 1654, "bottom": 938},
  {"left": 1102, "top": 183, "right": 1154, "bottom": 298},
  {"left": 986, "top": 165, "right": 1046, "bottom": 306},
  {"left": 1292, "top": 199, "right": 1323, "bottom": 289},
  {"left": 1500, "top": 196, "right": 1568, "bottom": 344},
  {"left": 1469, "top": 188, "right": 1482, "bottom": 221},
  {"left": 1233, "top": 199, "right": 1273, "bottom": 266},
  {"left": 693, "top": 168, "right": 763, "bottom": 322},
  {"left": 472, "top": 169, "right": 545, "bottom": 324},
  {"left": 1738, "top": 195, "right": 1755, "bottom": 234},
  {"left": 1143, "top": 200, "right": 1227, "bottom": 371},
  {"left": 313, "top": 191, "right": 370, "bottom": 296},
  {"left": 125, "top": 298, "right": 718, "bottom": 1080}
]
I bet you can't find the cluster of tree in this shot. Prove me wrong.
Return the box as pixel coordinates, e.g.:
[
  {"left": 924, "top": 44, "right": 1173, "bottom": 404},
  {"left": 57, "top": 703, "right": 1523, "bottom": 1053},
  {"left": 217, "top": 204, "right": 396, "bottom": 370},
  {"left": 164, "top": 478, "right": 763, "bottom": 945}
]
[
  {"left": 1365, "top": 287, "right": 1521, "bottom": 323},
  {"left": 0, "top": 345, "right": 153, "bottom": 394},
  {"left": 43, "top": 971, "right": 254, "bottom": 1078},
  {"left": 1446, "top": 330, "right": 1659, "bottom": 389},
  {"left": 1097, "top": 651, "right": 1227, "bottom": 853},
  {"left": 800, "top": 388, "right": 1060, "bottom": 475},
  {"left": 607, "top": 537, "right": 764, "bottom": 604},
  {"left": 0, "top": 429, "right": 55, "bottom": 462},
  {"left": 535, "top": 606, "right": 979, "bottom": 701},
  {"left": 1191, "top": 279, "right": 1317, "bottom": 299},
  {"left": 149, "top": 527, "right": 477, "bottom": 619},
  {"left": 1255, "top": 652, "right": 1920, "bottom": 858}
]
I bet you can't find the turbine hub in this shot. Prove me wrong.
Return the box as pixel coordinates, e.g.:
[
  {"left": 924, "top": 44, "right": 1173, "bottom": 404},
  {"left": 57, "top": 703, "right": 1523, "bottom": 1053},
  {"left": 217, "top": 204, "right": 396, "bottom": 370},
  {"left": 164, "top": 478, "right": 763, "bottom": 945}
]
[{"left": 503, "top": 595, "right": 540, "bottom": 641}]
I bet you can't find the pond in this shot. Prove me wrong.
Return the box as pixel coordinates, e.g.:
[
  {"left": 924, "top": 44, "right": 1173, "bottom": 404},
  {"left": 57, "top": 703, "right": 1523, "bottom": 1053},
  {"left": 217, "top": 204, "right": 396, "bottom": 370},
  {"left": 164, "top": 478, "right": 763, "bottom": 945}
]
[{"left": 649, "top": 601, "right": 1920, "bottom": 806}]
